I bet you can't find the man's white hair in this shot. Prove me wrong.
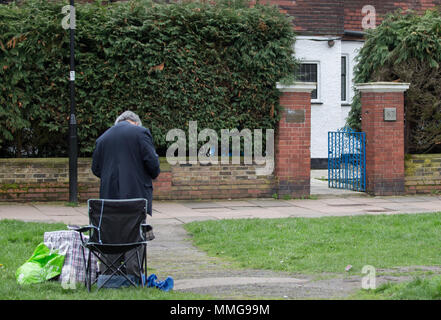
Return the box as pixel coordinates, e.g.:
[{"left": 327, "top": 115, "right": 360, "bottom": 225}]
[{"left": 115, "top": 110, "right": 142, "bottom": 126}]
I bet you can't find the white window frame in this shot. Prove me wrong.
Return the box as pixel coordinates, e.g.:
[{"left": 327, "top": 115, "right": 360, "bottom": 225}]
[
  {"left": 298, "top": 61, "right": 321, "bottom": 104},
  {"left": 341, "top": 54, "right": 350, "bottom": 104}
]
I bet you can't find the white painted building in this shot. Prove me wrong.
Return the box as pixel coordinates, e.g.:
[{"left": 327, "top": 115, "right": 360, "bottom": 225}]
[
  {"left": 294, "top": 36, "right": 364, "bottom": 167},
  {"left": 272, "top": 0, "right": 439, "bottom": 168}
]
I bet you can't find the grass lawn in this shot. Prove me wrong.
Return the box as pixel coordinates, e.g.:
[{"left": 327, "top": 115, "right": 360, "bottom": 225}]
[
  {"left": 3, "top": 212, "right": 441, "bottom": 300},
  {"left": 184, "top": 212, "right": 441, "bottom": 274},
  {"left": 0, "top": 220, "right": 211, "bottom": 300},
  {"left": 185, "top": 212, "right": 441, "bottom": 299},
  {"left": 351, "top": 275, "right": 441, "bottom": 300}
]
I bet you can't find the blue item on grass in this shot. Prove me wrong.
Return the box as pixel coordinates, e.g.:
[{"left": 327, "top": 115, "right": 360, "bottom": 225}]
[{"left": 145, "top": 273, "right": 174, "bottom": 292}]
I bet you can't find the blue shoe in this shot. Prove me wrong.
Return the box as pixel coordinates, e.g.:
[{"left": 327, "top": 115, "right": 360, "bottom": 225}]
[{"left": 145, "top": 273, "right": 174, "bottom": 291}]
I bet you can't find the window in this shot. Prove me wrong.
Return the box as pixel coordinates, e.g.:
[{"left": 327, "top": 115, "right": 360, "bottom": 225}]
[
  {"left": 341, "top": 56, "right": 348, "bottom": 102},
  {"left": 297, "top": 63, "right": 318, "bottom": 100}
]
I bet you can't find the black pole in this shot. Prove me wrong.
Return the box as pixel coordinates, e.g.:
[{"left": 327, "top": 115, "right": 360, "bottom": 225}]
[{"left": 68, "top": 0, "right": 78, "bottom": 203}]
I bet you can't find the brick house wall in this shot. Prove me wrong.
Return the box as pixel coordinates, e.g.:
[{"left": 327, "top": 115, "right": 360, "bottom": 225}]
[{"left": 261, "top": 0, "right": 441, "bottom": 35}]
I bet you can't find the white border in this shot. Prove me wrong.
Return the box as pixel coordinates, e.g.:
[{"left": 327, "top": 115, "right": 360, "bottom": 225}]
[
  {"left": 276, "top": 82, "right": 317, "bottom": 93},
  {"left": 355, "top": 82, "right": 410, "bottom": 93}
]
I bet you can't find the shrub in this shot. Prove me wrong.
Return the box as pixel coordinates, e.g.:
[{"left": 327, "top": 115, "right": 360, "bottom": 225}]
[
  {"left": 0, "top": 0, "right": 296, "bottom": 157},
  {"left": 346, "top": 8, "right": 441, "bottom": 154}
]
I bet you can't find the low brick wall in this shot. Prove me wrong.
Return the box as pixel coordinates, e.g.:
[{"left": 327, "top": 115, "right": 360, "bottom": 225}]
[
  {"left": 405, "top": 154, "right": 441, "bottom": 194},
  {"left": 159, "top": 163, "right": 275, "bottom": 200},
  {"left": 0, "top": 158, "right": 275, "bottom": 202}
]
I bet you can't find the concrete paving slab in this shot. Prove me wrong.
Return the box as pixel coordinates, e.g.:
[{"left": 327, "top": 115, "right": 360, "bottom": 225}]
[
  {"left": 285, "top": 199, "right": 325, "bottom": 207},
  {"left": 346, "top": 197, "right": 395, "bottom": 204},
  {"left": 193, "top": 208, "right": 235, "bottom": 213},
  {"left": 40, "top": 215, "right": 89, "bottom": 225},
  {"left": 73, "top": 207, "right": 88, "bottom": 216},
  {"left": 385, "top": 196, "right": 439, "bottom": 203},
  {"left": 229, "top": 206, "right": 268, "bottom": 211},
  {"left": 148, "top": 218, "right": 183, "bottom": 225},
  {"left": 398, "top": 202, "right": 441, "bottom": 211},
  {"left": 272, "top": 206, "right": 324, "bottom": 215},
  {"left": 213, "top": 201, "right": 259, "bottom": 207},
  {"left": 182, "top": 202, "right": 224, "bottom": 209},
  {"left": 247, "top": 200, "right": 294, "bottom": 207},
  {"left": 155, "top": 210, "right": 206, "bottom": 218},
  {"left": 310, "top": 170, "right": 367, "bottom": 197},
  {"left": 0, "top": 205, "right": 49, "bottom": 221},
  {"left": 31, "top": 204, "right": 80, "bottom": 216},
  {"left": 152, "top": 203, "right": 201, "bottom": 215},
  {"left": 215, "top": 207, "right": 270, "bottom": 216},
  {"left": 317, "top": 198, "right": 367, "bottom": 206},
  {"left": 174, "top": 216, "right": 219, "bottom": 224}
]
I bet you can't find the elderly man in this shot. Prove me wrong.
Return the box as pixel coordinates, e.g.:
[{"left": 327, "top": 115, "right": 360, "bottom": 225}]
[
  {"left": 92, "top": 111, "right": 160, "bottom": 215},
  {"left": 91, "top": 110, "right": 160, "bottom": 286}
]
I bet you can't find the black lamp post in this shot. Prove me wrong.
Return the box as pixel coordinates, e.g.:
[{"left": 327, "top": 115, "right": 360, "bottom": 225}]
[{"left": 68, "top": 0, "right": 78, "bottom": 203}]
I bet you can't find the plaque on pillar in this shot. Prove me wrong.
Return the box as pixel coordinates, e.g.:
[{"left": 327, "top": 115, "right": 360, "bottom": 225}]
[
  {"left": 285, "top": 109, "right": 305, "bottom": 123},
  {"left": 384, "top": 108, "right": 397, "bottom": 122}
]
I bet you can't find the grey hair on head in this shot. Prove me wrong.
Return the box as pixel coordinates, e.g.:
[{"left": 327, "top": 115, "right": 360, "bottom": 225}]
[{"left": 115, "top": 110, "right": 142, "bottom": 126}]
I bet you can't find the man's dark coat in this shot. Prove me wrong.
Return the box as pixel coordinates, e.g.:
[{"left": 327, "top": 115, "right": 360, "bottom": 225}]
[{"left": 92, "top": 121, "right": 160, "bottom": 215}]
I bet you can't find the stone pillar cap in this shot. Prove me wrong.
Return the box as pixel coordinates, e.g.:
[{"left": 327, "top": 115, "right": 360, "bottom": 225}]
[
  {"left": 355, "top": 82, "right": 410, "bottom": 93},
  {"left": 276, "top": 82, "right": 316, "bottom": 93}
]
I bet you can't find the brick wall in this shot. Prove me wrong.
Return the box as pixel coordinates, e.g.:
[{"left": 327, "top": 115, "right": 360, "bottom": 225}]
[
  {"left": 156, "top": 163, "right": 275, "bottom": 200},
  {"left": 405, "top": 154, "right": 441, "bottom": 194},
  {"left": 0, "top": 159, "right": 99, "bottom": 202},
  {"left": 275, "top": 84, "right": 313, "bottom": 198},
  {"left": 0, "top": 158, "right": 275, "bottom": 202},
  {"left": 357, "top": 82, "right": 409, "bottom": 196}
]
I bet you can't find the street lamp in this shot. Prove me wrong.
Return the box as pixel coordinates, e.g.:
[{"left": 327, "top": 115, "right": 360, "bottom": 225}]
[{"left": 66, "top": 0, "right": 77, "bottom": 203}]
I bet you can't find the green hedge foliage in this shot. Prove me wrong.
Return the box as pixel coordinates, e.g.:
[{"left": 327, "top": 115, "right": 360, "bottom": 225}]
[
  {"left": 0, "top": 0, "right": 296, "bottom": 157},
  {"left": 346, "top": 8, "right": 441, "bottom": 153}
]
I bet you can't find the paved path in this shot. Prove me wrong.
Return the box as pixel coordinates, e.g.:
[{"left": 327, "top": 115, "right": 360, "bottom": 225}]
[
  {"left": 1, "top": 193, "right": 441, "bottom": 299},
  {"left": 1, "top": 194, "right": 440, "bottom": 225}
]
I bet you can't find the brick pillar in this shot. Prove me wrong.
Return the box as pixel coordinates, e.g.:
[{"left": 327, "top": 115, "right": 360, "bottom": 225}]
[
  {"left": 356, "top": 82, "right": 410, "bottom": 196},
  {"left": 275, "top": 83, "right": 315, "bottom": 198}
]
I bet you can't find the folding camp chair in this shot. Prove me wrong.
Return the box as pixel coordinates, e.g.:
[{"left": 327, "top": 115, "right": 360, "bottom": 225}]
[{"left": 73, "top": 198, "right": 154, "bottom": 291}]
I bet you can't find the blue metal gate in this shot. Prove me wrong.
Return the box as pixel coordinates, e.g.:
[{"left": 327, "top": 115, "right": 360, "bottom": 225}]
[{"left": 328, "top": 128, "right": 366, "bottom": 192}]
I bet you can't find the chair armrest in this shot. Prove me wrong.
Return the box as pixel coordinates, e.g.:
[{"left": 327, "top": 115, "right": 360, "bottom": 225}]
[
  {"left": 141, "top": 224, "right": 155, "bottom": 241},
  {"left": 141, "top": 224, "right": 152, "bottom": 233},
  {"left": 69, "top": 225, "right": 95, "bottom": 234}
]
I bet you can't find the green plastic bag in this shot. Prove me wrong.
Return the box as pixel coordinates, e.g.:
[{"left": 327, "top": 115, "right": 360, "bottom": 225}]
[{"left": 16, "top": 243, "right": 65, "bottom": 285}]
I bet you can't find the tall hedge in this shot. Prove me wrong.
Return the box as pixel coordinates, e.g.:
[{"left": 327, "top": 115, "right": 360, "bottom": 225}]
[
  {"left": 0, "top": 0, "right": 296, "bottom": 157},
  {"left": 346, "top": 8, "right": 441, "bottom": 154}
]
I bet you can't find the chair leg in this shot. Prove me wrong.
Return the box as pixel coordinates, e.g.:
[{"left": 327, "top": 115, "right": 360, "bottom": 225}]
[
  {"left": 80, "top": 245, "right": 87, "bottom": 289},
  {"left": 145, "top": 244, "right": 148, "bottom": 283},
  {"left": 87, "top": 250, "right": 91, "bottom": 292},
  {"left": 135, "top": 249, "right": 143, "bottom": 288}
]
